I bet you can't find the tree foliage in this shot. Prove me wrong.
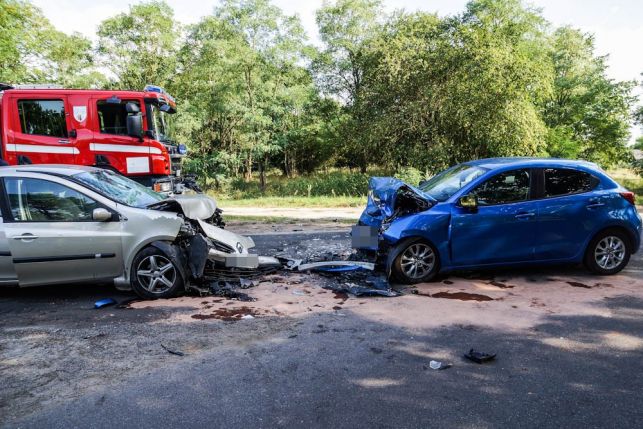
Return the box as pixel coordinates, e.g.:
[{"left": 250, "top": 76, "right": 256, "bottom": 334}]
[
  {"left": 0, "top": 0, "right": 102, "bottom": 86},
  {"left": 0, "top": 0, "right": 639, "bottom": 185}
]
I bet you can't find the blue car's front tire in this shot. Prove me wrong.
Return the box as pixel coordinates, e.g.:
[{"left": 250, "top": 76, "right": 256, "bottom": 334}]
[{"left": 391, "top": 239, "right": 440, "bottom": 284}]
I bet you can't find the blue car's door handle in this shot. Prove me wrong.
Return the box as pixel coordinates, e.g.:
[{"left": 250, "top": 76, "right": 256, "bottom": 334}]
[
  {"left": 586, "top": 202, "right": 605, "bottom": 209},
  {"left": 515, "top": 212, "right": 535, "bottom": 219}
]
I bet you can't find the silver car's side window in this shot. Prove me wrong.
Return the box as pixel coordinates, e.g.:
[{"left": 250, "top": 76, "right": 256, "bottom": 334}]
[{"left": 5, "top": 178, "right": 100, "bottom": 222}]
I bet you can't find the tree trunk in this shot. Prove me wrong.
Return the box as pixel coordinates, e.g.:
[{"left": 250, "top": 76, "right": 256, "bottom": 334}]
[
  {"left": 244, "top": 156, "right": 253, "bottom": 181},
  {"left": 259, "top": 155, "right": 267, "bottom": 193}
]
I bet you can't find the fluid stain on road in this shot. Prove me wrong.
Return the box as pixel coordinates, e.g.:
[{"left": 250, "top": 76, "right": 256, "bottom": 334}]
[
  {"left": 191, "top": 307, "right": 258, "bottom": 321},
  {"left": 489, "top": 281, "right": 514, "bottom": 289},
  {"left": 418, "top": 291, "right": 494, "bottom": 301},
  {"left": 567, "top": 281, "right": 592, "bottom": 289}
]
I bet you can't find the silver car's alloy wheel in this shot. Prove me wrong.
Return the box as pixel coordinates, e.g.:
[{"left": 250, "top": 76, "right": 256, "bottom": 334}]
[
  {"left": 400, "top": 243, "right": 435, "bottom": 279},
  {"left": 136, "top": 255, "right": 177, "bottom": 294},
  {"left": 594, "top": 236, "right": 626, "bottom": 270}
]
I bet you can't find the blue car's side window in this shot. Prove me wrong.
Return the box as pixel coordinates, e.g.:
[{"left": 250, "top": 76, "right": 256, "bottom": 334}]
[
  {"left": 543, "top": 168, "right": 597, "bottom": 198},
  {"left": 471, "top": 169, "right": 531, "bottom": 206}
]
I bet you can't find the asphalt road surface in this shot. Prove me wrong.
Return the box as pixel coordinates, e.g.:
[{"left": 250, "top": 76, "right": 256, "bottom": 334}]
[{"left": 1, "top": 228, "right": 642, "bottom": 428}]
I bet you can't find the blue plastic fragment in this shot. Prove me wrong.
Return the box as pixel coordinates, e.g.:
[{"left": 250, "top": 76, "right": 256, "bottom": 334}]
[
  {"left": 94, "top": 298, "right": 117, "bottom": 309},
  {"left": 313, "top": 265, "right": 365, "bottom": 273}
]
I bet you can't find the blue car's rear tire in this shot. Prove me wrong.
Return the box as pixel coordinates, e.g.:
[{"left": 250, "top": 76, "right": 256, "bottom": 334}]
[
  {"left": 584, "top": 229, "right": 631, "bottom": 275},
  {"left": 391, "top": 239, "right": 440, "bottom": 284}
]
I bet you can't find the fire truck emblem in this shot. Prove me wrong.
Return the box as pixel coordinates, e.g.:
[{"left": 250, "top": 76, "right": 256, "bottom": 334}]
[{"left": 73, "top": 106, "right": 87, "bottom": 123}]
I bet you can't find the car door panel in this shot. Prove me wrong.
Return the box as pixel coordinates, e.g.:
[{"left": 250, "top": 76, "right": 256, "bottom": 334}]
[
  {"left": 2, "top": 176, "right": 124, "bottom": 286},
  {"left": 451, "top": 201, "right": 537, "bottom": 265},
  {"left": 0, "top": 220, "right": 19, "bottom": 286},
  {"left": 450, "top": 168, "right": 537, "bottom": 266},
  {"left": 534, "top": 168, "right": 606, "bottom": 261},
  {"left": 11, "top": 96, "right": 77, "bottom": 165},
  {"left": 536, "top": 192, "right": 609, "bottom": 260},
  {"left": 4, "top": 222, "right": 123, "bottom": 286}
]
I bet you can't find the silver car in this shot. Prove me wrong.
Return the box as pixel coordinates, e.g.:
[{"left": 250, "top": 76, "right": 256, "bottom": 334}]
[{"left": 0, "top": 165, "right": 279, "bottom": 298}]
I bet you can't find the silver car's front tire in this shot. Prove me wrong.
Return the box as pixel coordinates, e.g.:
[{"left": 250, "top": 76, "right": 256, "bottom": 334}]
[{"left": 131, "top": 247, "right": 184, "bottom": 299}]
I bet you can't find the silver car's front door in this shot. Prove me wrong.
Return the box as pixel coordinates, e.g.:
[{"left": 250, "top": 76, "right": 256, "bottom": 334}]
[
  {"left": 2, "top": 177, "right": 124, "bottom": 286},
  {"left": 0, "top": 213, "right": 19, "bottom": 287}
]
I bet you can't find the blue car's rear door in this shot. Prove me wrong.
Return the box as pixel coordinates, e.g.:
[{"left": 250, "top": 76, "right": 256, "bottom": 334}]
[
  {"left": 450, "top": 168, "right": 537, "bottom": 266},
  {"left": 534, "top": 167, "right": 605, "bottom": 260}
]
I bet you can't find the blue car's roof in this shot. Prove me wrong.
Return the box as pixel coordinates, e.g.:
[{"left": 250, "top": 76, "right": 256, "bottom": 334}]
[{"left": 465, "top": 157, "right": 600, "bottom": 170}]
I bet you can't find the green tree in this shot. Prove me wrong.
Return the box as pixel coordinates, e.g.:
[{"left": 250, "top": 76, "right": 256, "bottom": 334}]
[
  {"left": 314, "top": 0, "right": 383, "bottom": 173},
  {"left": 0, "top": 0, "right": 41, "bottom": 82},
  {"left": 97, "top": 0, "right": 180, "bottom": 90},
  {"left": 0, "top": 0, "right": 103, "bottom": 87},
  {"left": 543, "top": 27, "right": 636, "bottom": 166},
  {"left": 176, "top": 0, "right": 318, "bottom": 187},
  {"left": 353, "top": 0, "right": 553, "bottom": 172}
]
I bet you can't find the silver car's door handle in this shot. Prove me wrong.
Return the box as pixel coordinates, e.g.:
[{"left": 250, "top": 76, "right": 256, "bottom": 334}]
[
  {"left": 14, "top": 233, "right": 39, "bottom": 241},
  {"left": 515, "top": 212, "right": 535, "bottom": 219}
]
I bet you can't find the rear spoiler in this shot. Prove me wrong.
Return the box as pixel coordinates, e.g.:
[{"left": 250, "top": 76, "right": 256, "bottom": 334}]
[{"left": 0, "top": 83, "right": 14, "bottom": 91}]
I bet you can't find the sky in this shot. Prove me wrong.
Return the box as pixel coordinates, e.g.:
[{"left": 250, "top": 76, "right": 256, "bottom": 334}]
[{"left": 32, "top": 0, "right": 643, "bottom": 141}]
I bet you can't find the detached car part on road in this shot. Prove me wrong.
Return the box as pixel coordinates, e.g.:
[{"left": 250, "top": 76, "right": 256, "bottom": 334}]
[
  {"left": 355, "top": 158, "right": 642, "bottom": 283},
  {"left": 0, "top": 165, "right": 280, "bottom": 298}
]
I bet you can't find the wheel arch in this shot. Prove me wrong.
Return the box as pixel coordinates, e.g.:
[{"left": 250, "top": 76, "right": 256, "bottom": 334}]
[
  {"left": 585, "top": 225, "right": 638, "bottom": 255},
  {"left": 385, "top": 236, "right": 441, "bottom": 280},
  {"left": 125, "top": 239, "right": 188, "bottom": 285}
]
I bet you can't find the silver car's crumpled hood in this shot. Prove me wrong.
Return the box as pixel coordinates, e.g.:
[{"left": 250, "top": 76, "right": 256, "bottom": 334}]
[
  {"left": 197, "top": 220, "right": 255, "bottom": 252},
  {"left": 147, "top": 194, "right": 217, "bottom": 220},
  {"left": 170, "top": 195, "right": 217, "bottom": 220}
]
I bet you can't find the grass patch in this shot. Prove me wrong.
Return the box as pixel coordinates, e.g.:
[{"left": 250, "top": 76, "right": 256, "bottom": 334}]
[
  {"left": 224, "top": 214, "right": 356, "bottom": 224},
  {"left": 214, "top": 195, "right": 366, "bottom": 208},
  {"left": 608, "top": 168, "right": 643, "bottom": 205}
]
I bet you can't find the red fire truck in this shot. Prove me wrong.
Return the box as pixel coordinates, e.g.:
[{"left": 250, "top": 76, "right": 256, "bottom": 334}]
[{"left": 0, "top": 83, "right": 195, "bottom": 193}]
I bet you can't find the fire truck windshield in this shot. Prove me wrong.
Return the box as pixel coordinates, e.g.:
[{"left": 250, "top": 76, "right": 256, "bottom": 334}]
[
  {"left": 74, "top": 170, "right": 167, "bottom": 208},
  {"left": 149, "top": 104, "right": 175, "bottom": 144}
]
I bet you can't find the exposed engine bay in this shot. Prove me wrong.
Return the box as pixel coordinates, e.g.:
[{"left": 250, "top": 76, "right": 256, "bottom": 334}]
[{"left": 147, "top": 194, "right": 282, "bottom": 293}]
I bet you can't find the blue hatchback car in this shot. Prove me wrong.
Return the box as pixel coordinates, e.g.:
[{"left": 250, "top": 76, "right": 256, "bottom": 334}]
[{"left": 355, "top": 158, "right": 642, "bottom": 283}]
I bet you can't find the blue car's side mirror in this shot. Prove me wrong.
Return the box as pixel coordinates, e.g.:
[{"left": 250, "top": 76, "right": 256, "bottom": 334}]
[{"left": 459, "top": 194, "right": 478, "bottom": 210}]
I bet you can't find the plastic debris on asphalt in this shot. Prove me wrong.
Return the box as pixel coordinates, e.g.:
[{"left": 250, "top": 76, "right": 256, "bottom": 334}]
[
  {"left": 94, "top": 298, "right": 117, "bottom": 309},
  {"left": 429, "top": 360, "right": 452, "bottom": 370},
  {"left": 464, "top": 349, "right": 497, "bottom": 364},
  {"left": 161, "top": 343, "right": 185, "bottom": 356}
]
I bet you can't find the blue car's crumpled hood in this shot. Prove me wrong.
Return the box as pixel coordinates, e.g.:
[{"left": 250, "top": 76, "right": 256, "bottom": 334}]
[{"left": 364, "top": 177, "right": 436, "bottom": 219}]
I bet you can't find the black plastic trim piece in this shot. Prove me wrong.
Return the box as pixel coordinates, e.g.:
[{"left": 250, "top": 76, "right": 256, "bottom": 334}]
[{"left": 13, "top": 253, "right": 115, "bottom": 264}]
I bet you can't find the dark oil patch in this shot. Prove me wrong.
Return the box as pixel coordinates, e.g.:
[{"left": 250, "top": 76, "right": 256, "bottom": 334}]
[
  {"left": 567, "top": 281, "right": 591, "bottom": 289},
  {"left": 442, "top": 280, "right": 454, "bottom": 285},
  {"left": 332, "top": 306, "right": 342, "bottom": 310},
  {"left": 418, "top": 291, "right": 493, "bottom": 301},
  {"left": 489, "top": 281, "right": 514, "bottom": 289},
  {"left": 334, "top": 291, "right": 348, "bottom": 302},
  {"left": 191, "top": 306, "right": 258, "bottom": 321}
]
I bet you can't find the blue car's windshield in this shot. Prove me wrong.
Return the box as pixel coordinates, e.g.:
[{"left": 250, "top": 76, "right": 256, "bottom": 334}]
[
  {"left": 73, "top": 170, "right": 167, "bottom": 208},
  {"left": 419, "top": 164, "right": 487, "bottom": 202}
]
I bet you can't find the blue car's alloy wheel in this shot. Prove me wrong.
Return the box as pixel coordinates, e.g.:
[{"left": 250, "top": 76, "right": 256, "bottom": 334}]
[
  {"left": 585, "top": 229, "right": 631, "bottom": 275},
  {"left": 392, "top": 240, "right": 439, "bottom": 283}
]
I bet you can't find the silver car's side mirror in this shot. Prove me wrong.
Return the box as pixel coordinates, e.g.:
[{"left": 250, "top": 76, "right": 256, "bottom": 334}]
[{"left": 92, "top": 208, "right": 113, "bottom": 222}]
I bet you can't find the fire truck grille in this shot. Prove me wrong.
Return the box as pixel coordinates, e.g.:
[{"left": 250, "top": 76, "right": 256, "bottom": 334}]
[{"left": 170, "top": 156, "right": 182, "bottom": 174}]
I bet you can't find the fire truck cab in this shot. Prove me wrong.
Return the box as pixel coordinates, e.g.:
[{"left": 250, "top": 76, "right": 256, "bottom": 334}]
[{"left": 0, "top": 83, "right": 188, "bottom": 193}]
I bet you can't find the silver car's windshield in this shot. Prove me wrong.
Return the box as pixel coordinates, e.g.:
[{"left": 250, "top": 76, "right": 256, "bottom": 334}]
[
  {"left": 418, "top": 164, "right": 487, "bottom": 202},
  {"left": 73, "top": 170, "right": 167, "bottom": 208}
]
